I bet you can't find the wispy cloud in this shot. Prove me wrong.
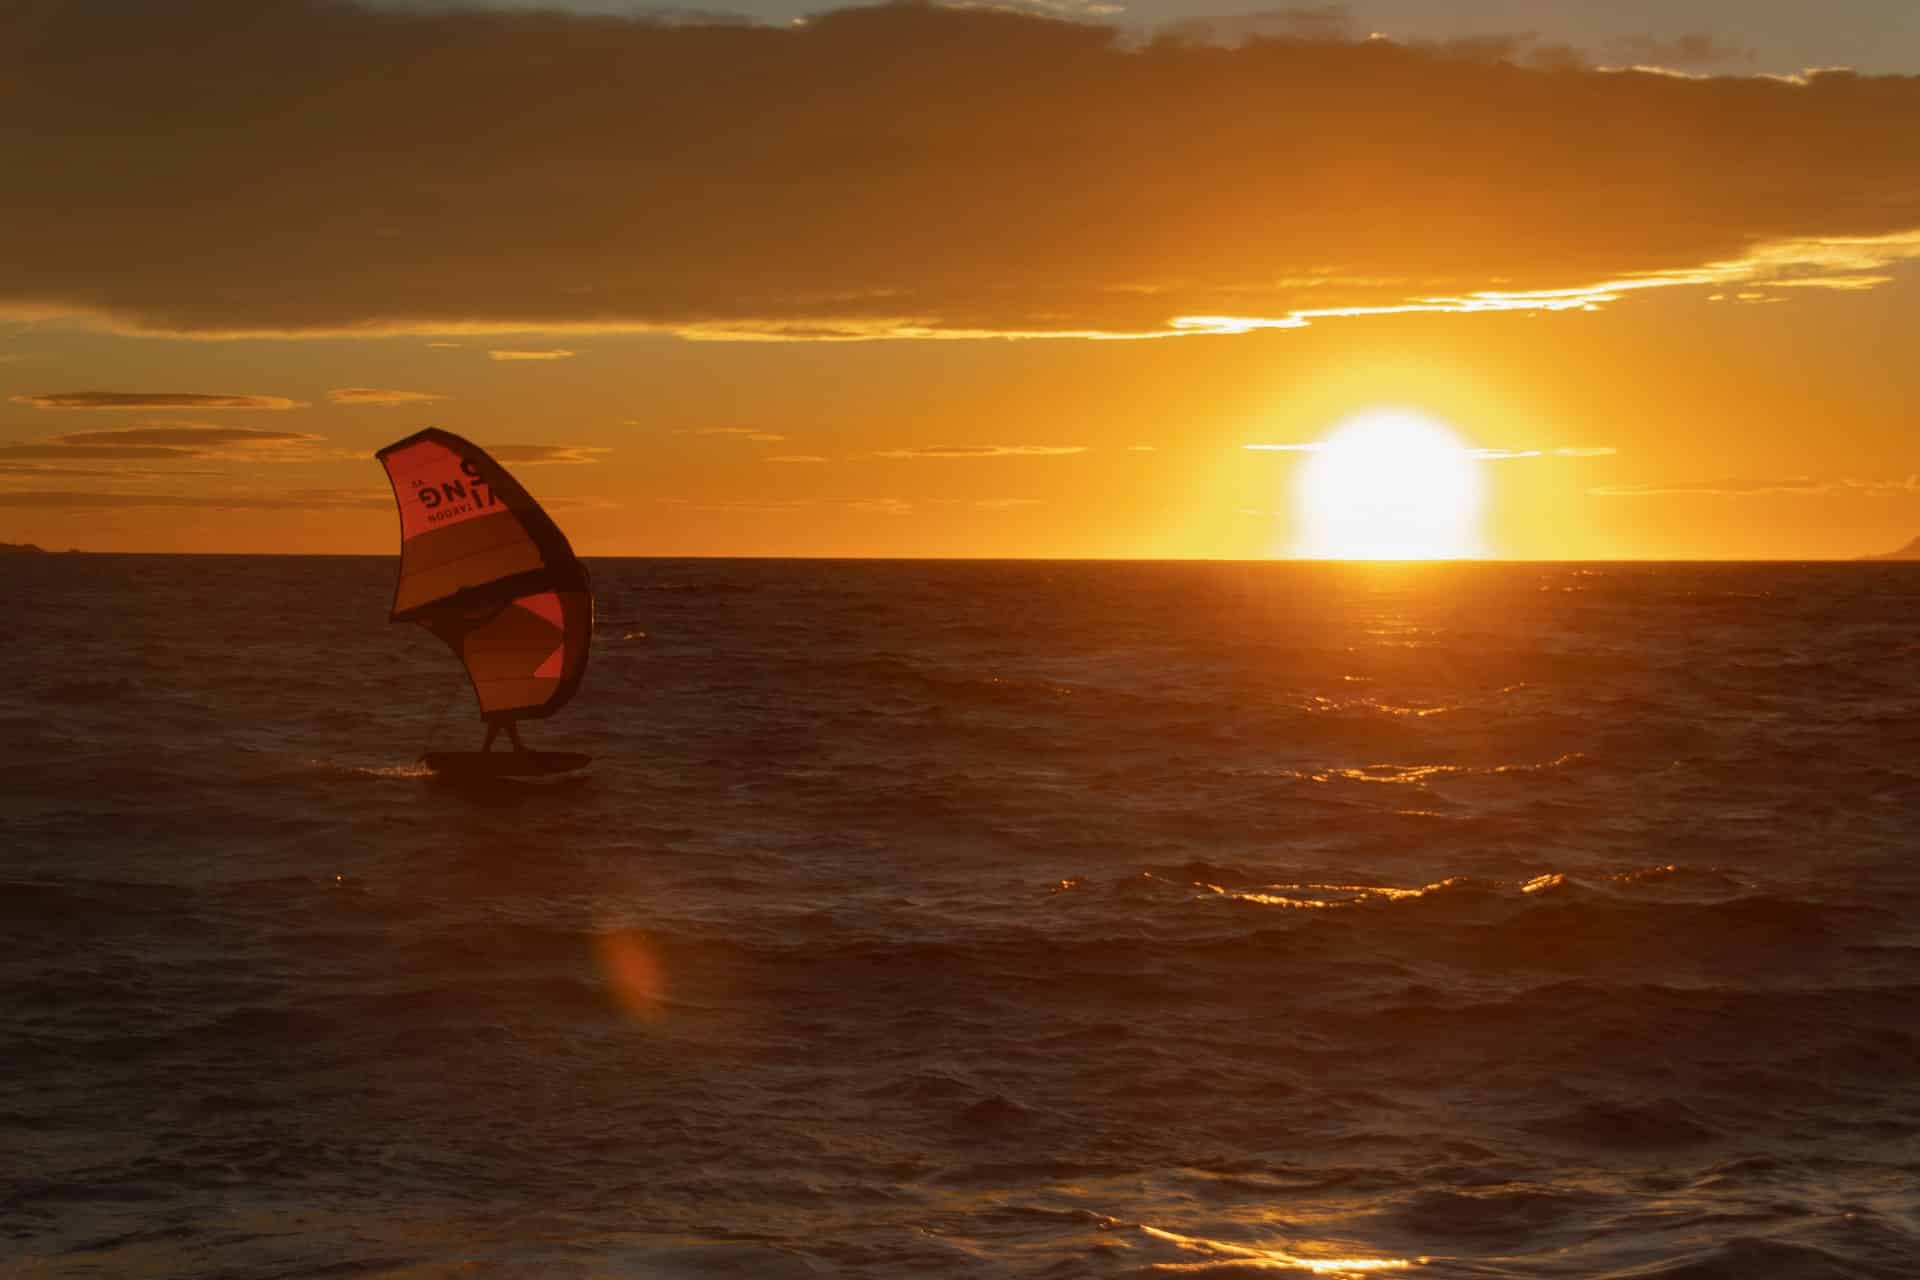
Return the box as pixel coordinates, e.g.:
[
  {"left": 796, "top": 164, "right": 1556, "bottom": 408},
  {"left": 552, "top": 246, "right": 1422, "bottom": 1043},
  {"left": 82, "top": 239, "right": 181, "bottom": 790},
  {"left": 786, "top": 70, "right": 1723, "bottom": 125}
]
[
  {"left": 678, "top": 427, "right": 788, "bottom": 443},
  {"left": 0, "top": 444, "right": 198, "bottom": 461},
  {"left": 487, "top": 349, "right": 576, "bottom": 361},
  {"left": 765, "top": 455, "right": 828, "bottom": 463},
  {"left": 1764, "top": 275, "right": 1895, "bottom": 291},
  {"left": 0, "top": 462, "right": 135, "bottom": 477},
  {"left": 0, "top": 488, "right": 386, "bottom": 510},
  {"left": 0, "top": 425, "right": 327, "bottom": 469},
  {"left": 845, "top": 497, "right": 913, "bottom": 516},
  {"left": 658, "top": 497, "right": 807, "bottom": 515},
  {"left": 1470, "top": 446, "right": 1619, "bottom": 460},
  {"left": 876, "top": 445, "right": 1088, "bottom": 458},
  {"left": 1591, "top": 476, "right": 1920, "bottom": 498},
  {"left": 0, "top": 352, "right": 55, "bottom": 364},
  {"left": 325, "top": 387, "right": 447, "bottom": 406},
  {"left": 9, "top": 2, "right": 1917, "bottom": 340},
  {"left": 659, "top": 495, "right": 914, "bottom": 515},
  {"left": 1244, "top": 442, "right": 1615, "bottom": 459},
  {"left": 48, "top": 426, "right": 318, "bottom": 448},
  {"left": 487, "top": 444, "right": 608, "bottom": 465},
  {"left": 536, "top": 494, "right": 620, "bottom": 510},
  {"left": 12, "top": 392, "right": 304, "bottom": 411}
]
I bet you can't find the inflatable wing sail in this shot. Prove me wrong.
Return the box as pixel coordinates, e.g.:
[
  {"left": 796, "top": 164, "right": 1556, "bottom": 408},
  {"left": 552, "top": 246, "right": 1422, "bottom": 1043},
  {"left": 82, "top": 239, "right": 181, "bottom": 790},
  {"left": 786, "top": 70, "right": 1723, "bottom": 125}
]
[{"left": 377, "top": 428, "right": 592, "bottom": 720}]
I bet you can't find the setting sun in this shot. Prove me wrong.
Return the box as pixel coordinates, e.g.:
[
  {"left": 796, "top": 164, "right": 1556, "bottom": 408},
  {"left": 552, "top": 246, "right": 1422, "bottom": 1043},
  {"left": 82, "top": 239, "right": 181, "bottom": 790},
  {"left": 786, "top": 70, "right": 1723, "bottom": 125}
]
[{"left": 1293, "top": 410, "right": 1485, "bottom": 560}]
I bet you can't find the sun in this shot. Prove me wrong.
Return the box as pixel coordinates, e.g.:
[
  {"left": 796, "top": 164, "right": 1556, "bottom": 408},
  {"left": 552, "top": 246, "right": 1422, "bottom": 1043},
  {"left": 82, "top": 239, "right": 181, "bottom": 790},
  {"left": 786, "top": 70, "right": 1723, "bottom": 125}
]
[{"left": 1293, "top": 410, "right": 1484, "bottom": 560}]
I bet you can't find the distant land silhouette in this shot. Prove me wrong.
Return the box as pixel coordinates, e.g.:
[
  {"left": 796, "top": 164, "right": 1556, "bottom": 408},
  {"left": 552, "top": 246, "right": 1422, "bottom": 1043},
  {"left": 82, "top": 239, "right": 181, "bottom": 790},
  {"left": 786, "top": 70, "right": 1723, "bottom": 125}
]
[
  {"left": 0, "top": 542, "right": 47, "bottom": 554},
  {"left": 1861, "top": 536, "right": 1920, "bottom": 561}
]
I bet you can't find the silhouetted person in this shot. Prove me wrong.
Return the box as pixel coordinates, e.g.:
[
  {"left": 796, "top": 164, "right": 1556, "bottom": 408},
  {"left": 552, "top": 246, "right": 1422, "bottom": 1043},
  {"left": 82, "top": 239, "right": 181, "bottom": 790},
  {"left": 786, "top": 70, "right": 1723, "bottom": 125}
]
[{"left": 481, "top": 717, "right": 527, "bottom": 753}]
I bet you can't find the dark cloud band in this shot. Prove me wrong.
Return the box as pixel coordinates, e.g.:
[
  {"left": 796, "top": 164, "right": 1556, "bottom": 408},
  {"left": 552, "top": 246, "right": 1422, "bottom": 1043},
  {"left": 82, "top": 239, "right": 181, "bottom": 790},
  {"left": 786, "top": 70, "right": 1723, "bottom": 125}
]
[{"left": 5, "top": 2, "right": 1918, "bottom": 339}]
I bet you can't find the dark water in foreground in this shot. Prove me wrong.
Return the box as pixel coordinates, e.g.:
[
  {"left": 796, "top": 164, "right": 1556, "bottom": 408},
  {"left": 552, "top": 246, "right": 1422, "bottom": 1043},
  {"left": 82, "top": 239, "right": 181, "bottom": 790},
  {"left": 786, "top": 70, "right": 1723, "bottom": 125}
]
[{"left": 4, "top": 556, "right": 1919, "bottom": 1278}]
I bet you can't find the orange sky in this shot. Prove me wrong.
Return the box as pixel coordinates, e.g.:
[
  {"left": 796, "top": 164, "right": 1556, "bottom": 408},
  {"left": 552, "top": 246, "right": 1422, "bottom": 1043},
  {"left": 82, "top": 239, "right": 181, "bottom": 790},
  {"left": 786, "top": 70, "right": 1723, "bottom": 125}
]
[{"left": 4, "top": 1, "right": 1919, "bottom": 559}]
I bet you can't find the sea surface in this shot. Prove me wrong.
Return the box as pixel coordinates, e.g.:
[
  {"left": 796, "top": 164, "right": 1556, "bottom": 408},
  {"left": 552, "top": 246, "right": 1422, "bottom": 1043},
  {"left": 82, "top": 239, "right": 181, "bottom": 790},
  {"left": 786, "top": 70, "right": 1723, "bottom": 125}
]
[{"left": 4, "top": 556, "right": 1919, "bottom": 1278}]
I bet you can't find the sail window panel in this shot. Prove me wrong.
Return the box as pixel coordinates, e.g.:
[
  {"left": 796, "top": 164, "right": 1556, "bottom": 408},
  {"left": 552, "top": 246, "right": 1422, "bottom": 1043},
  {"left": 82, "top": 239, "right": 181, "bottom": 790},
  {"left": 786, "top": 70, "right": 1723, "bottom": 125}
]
[
  {"left": 395, "top": 541, "right": 544, "bottom": 616},
  {"left": 458, "top": 592, "right": 569, "bottom": 716},
  {"left": 394, "top": 521, "right": 545, "bottom": 615}
]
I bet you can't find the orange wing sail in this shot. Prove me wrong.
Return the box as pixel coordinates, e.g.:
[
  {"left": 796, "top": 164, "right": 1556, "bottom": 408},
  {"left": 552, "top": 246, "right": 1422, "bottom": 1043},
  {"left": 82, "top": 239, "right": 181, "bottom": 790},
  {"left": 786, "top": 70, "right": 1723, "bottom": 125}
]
[{"left": 376, "top": 428, "right": 592, "bottom": 720}]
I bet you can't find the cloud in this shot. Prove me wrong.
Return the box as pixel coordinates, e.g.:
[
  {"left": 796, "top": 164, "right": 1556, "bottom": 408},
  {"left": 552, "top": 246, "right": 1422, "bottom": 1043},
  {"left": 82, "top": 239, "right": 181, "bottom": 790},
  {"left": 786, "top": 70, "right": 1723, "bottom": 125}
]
[
  {"left": 658, "top": 496, "right": 805, "bottom": 514},
  {"left": 12, "top": 392, "right": 304, "bottom": 411},
  {"left": 1469, "top": 446, "right": 1617, "bottom": 460},
  {"left": 876, "top": 445, "right": 1088, "bottom": 458},
  {"left": 1155, "top": 5, "right": 1356, "bottom": 48},
  {"left": 1403, "top": 33, "right": 1587, "bottom": 73},
  {"left": 488, "top": 349, "right": 576, "bottom": 361},
  {"left": 286, "top": 488, "right": 397, "bottom": 508},
  {"left": 486, "top": 443, "right": 608, "bottom": 464},
  {"left": 1608, "top": 33, "right": 1752, "bottom": 70},
  {"left": 1591, "top": 476, "right": 1920, "bottom": 497},
  {"left": 0, "top": 488, "right": 387, "bottom": 509},
  {"left": 48, "top": 426, "right": 319, "bottom": 447},
  {"left": 0, "top": 444, "right": 200, "bottom": 461},
  {"left": 326, "top": 387, "right": 448, "bottom": 406},
  {"left": 5, "top": 3, "right": 1920, "bottom": 340},
  {"left": 974, "top": 497, "right": 1043, "bottom": 508},
  {"left": 658, "top": 494, "right": 912, "bottom": 514},
  {"left": 0, "top": 352, "right": 54, "bottom": 364},
  {"left": 765, "top": 455, "right": 828, "bottom": 463},
  {"left": 1244, "top": 442, "right": 1614, "bottom": 458},
  {"left": 845, "top": 497, "right": 913, "bottom": 516},
  {"left": 680, "top": 427, "right": 787, "bottom": 442},
  {"left": 0, "top": 425, "right": 328, "bottom": 470},
  {"left": 0, "top": 462, "right": 125, "bottom": 476}
]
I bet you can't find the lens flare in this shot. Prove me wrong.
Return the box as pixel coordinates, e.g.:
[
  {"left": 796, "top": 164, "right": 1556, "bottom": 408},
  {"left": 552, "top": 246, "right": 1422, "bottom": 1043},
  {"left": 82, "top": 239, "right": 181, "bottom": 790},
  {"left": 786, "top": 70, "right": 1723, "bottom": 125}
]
[{"left": 596, "top": 928, "right": 667, "bottom": 1022}]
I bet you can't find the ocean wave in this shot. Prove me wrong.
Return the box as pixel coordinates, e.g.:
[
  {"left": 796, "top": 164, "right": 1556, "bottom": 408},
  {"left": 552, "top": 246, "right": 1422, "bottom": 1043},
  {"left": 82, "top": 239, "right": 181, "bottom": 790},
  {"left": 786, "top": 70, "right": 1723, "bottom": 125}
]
[{"left": 9, "top": 558, "right": 1920, "bottom": 1277}]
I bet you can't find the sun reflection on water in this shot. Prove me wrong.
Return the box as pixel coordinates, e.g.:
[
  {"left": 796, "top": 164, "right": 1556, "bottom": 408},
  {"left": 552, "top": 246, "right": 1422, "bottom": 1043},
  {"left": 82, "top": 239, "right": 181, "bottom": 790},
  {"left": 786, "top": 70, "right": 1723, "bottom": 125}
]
[{"left": 1137, "top": 1223, "right": 1419, "bottom": 1274}]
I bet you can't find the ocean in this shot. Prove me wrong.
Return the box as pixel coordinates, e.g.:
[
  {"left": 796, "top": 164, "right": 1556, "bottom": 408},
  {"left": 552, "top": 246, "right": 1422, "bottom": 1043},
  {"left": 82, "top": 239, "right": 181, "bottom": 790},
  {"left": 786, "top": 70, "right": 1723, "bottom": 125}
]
[{"left": 4, "top": 555, "right": 1918, "bottom": 1278}]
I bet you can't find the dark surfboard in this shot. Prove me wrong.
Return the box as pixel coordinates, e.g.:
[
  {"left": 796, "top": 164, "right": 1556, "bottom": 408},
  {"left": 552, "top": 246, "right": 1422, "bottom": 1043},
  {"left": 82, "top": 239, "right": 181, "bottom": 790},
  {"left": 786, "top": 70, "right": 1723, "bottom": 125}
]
[{"left": 422, "top": 750, "right": 592, "bottom": 778}]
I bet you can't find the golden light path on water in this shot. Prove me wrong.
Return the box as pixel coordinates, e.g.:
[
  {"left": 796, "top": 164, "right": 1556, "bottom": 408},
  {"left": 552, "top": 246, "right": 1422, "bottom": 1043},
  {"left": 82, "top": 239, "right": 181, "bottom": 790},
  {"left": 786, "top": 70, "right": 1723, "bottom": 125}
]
[
  {"left": 1103, "top": 855, "right": 1692, "bottom": 911},
  {"left": 1137, "top": 1222, "right": 1419, "bottom": 1273}
]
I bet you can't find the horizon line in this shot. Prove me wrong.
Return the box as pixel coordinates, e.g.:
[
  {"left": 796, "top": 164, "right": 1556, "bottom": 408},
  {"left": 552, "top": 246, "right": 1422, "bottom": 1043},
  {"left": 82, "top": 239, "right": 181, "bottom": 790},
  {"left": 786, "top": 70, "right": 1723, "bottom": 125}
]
[{"left": 4, "top": 549, "right": 1914, "bottom": 565}]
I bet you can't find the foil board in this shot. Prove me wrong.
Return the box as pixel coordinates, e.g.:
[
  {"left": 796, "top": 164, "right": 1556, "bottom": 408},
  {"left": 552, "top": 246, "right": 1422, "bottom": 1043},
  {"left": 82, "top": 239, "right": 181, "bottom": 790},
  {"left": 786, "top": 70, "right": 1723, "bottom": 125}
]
[{"left": 422, "top": 750, "right": 592, "bottom": 778}]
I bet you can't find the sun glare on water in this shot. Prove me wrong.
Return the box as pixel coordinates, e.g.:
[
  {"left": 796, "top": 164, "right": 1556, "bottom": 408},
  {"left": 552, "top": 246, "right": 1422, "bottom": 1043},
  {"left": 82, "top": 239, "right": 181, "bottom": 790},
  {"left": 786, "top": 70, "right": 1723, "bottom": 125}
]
[{"left": 1293, "top": 410, "right": 1484, "bottom": 560}]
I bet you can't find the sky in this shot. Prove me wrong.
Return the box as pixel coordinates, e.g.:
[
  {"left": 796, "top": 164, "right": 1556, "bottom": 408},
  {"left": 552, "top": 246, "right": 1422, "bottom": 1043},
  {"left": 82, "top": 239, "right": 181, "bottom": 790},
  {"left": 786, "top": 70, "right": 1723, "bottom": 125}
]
[{"left": 4, "top": 0, "right": 1920, "bottom": 559}]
